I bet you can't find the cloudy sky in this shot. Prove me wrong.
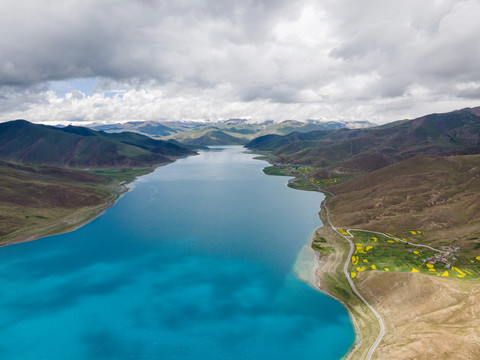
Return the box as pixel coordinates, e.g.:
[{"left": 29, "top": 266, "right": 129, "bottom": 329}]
[{"left": 1, "top": 0, "right": 479, "bottom": 125}]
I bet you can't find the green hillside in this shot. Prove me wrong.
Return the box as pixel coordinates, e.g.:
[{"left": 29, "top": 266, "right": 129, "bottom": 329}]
[
  {"left": 181, "top": 130, "right": 248, "bottom": 145},
  {"left": 91, "top": 120, "right": 189, "bottom": 136},
  {"left": 0, "top": 120, "right": 196, "bottom": 168},
  {"left": 246, "top": 107, "right": 480, "bottom": 173}
]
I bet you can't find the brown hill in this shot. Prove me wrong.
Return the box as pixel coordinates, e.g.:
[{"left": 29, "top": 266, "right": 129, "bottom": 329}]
[
  {"left": 0, "top": 161, "right": 115, "bottom": 243},
  {"left": 325, "top": 154, "right": 480, "bottom": 250}
]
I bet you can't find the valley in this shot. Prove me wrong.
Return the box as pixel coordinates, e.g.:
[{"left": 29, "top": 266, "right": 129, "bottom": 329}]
[{"left": 1, "top": 106, "right": 479, "bottom": 358}]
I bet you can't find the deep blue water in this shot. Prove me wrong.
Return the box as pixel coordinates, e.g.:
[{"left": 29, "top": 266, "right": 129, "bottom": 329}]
[{"left": 0, "top": 146, "right": 353, "bottom": 359}]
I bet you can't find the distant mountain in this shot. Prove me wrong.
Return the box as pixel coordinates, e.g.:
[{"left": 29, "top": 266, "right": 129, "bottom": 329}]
[
  {"left": 245, "top": 107, "right": 480, "bottom": 173},
  {"left": 181, "top": 130, "right": 248, "bottom": 145},
  {"left": 162, "top": 119, "right": 376, "bottom": 145},
  {"left": 222, "top": 118, "right": 249, "bottom": 126},
  {"left": 87, "top": 119, "right": 375, "bottom": 145},
  {"left": 0, "top": 120, "right": 196, "bottom": 168},
  {"left": 91, "top": 121, "right": 180, "bottom": 137},
  {"left": 90, "top": 120, "right": 205, "bottom": 137}
]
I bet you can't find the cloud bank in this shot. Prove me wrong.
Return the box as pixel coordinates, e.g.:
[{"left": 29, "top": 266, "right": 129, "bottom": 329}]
[{"left": 1, "top": 0, "right": 479, "bottom": 124}]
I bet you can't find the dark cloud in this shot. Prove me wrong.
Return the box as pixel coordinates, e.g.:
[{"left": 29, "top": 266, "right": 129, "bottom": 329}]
[
  {"left": 0, "top": 0, "right": 479, "bottom": 124},
  {"left": 325, "top": 0, "right": 480, "bottom": 100},
  {"left": 0, "top": 84, "right": 50, "bottom": 113},
  {"left": 0, "top": 0, "right": 301, "bottom": 87}
]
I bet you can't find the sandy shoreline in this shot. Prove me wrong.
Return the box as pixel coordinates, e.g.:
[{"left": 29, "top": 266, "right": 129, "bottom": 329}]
[
  {"left": 293, "top": 233, "right": 320, "bottom": 289},
  {"left": 294, "top": 231, "right": 341, "bottom": 301},
  {"left": 293, "top": 216, "right": 382, "bottom": 359},
  {"left": 293, "top": 229, "right": 365, "bottom": 359}
]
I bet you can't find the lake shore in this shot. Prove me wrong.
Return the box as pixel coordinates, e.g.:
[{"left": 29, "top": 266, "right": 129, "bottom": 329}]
[
  {"left": 0, "top": 161, "right": 161, "bottom": 248},
  {"left": 310, "top": 198, "right": 480, "bottom": 360},
  {"left": 307, "top": 226, "right": 380, "bottom": 359},
  {"left": 1, "top": 180, "right": 131, "bottom": 248},
  {"left": 259, "top": 163, "right": 375, "bottom": 358}
]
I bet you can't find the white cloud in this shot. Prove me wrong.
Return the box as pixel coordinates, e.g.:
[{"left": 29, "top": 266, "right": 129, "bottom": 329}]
[{"left": 0, "top": 0, "right": 479, "bottom": 125}]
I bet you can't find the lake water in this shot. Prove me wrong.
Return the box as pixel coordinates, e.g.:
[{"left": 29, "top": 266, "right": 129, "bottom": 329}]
[{"left": 0, "top": 146, "right": 353, "bottom": 359}]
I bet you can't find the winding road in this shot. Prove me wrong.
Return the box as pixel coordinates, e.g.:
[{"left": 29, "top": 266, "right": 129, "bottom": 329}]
[
  {"left": 322, "top": 200, "right": 386, "bottom": 360},
  {"left": 298, "top": 175, "right": 448, "bottom": 359},
  {"left": 304, "top": 177, "right": 385, "bottom": 360},
  {"left": 346, "top": 228, "right": 443, "bottom": 253}
]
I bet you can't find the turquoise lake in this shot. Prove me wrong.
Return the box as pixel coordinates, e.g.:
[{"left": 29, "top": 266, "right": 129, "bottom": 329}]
[{"left": 0, "top": 146, "right": 353, "bottom": 359}]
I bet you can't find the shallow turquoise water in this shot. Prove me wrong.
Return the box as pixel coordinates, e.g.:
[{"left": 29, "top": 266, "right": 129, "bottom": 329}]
[{"left": 0, "top": 146, "right": 353, "bottom": 359}]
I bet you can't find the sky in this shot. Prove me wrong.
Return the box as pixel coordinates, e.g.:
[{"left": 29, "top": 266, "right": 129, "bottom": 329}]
[{"left": 1, "top": 0, "right": 479, "bottom": 125}]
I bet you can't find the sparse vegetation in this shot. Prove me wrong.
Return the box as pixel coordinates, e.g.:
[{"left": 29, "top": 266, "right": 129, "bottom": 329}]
[
  {"left": 326, "top": 155, "right": 480, "bottom": 258},
  {"left": 0, "top": 161, "right": 155, "bottom": 246},
  {"left": 262, "top": 165, "right": 319, "bottom": 191},
  {"left": 262, "top": 166, "right": 294, "bottom": 176},
  {"left": 287, "top": 177, "right": 318, "bottom": 191}
]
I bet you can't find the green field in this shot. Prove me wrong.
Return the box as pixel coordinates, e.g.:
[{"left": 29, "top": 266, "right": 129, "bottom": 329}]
[
  {"left": 288, "top": 177, "right": 318, "bottom": 191},
  {"left": 90, "top": 168, "right": 153, "bottom": 183},
  {"left": 262, "top": 166, "right": 294, "bottom": 176},
  {"left": 262, "top": 166, "right": 320, "bottom": 191},
  {"left": 310, "top": 174, "right": 356, "bottom": 188},
  {"left": 344, "top": 231, "right": 479, "bottom": 279}
]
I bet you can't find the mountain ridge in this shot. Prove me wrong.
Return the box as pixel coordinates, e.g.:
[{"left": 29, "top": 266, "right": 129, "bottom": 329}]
[
  {"left": 246, "top": 106, "right": 480, "bottom": 173},
  {"left": 84, "top": 118, "right": 376, "bottom": 145},
  {"left": 0, "top": 120, "right": 196, "bottom": 168}
]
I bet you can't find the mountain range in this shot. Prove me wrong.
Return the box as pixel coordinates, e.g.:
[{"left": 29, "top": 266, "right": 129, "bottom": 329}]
[
  {"left": 246, "top": 107, "right": 480, "bottom": 174},
  {"left": 0, "top": 120, "right": 197, "bottom": 168},
  {"left": 89, "top": 119, "right": 376, "bottom": 145}
]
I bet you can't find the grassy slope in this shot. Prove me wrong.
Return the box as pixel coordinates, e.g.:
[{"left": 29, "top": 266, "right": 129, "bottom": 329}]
[
  {"left": 0, "top": 161, "right": 152, "bottom": 246},
  {"left": 0, "top": 120, "right": 195, "bottom": 168},
  {"left": 246, "top": 107, "right": 480, "bottom": 173},
  {"left": 182, "top": 130, "right": 248, "bottom": 145},
  {"left": 326, "top": 154, "right": 480, "bottom": 253}
]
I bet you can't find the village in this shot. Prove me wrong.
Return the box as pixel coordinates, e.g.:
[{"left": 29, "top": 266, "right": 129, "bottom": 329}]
[{"left": 422, "top": 245, "right": 461, "bottom": 269}]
